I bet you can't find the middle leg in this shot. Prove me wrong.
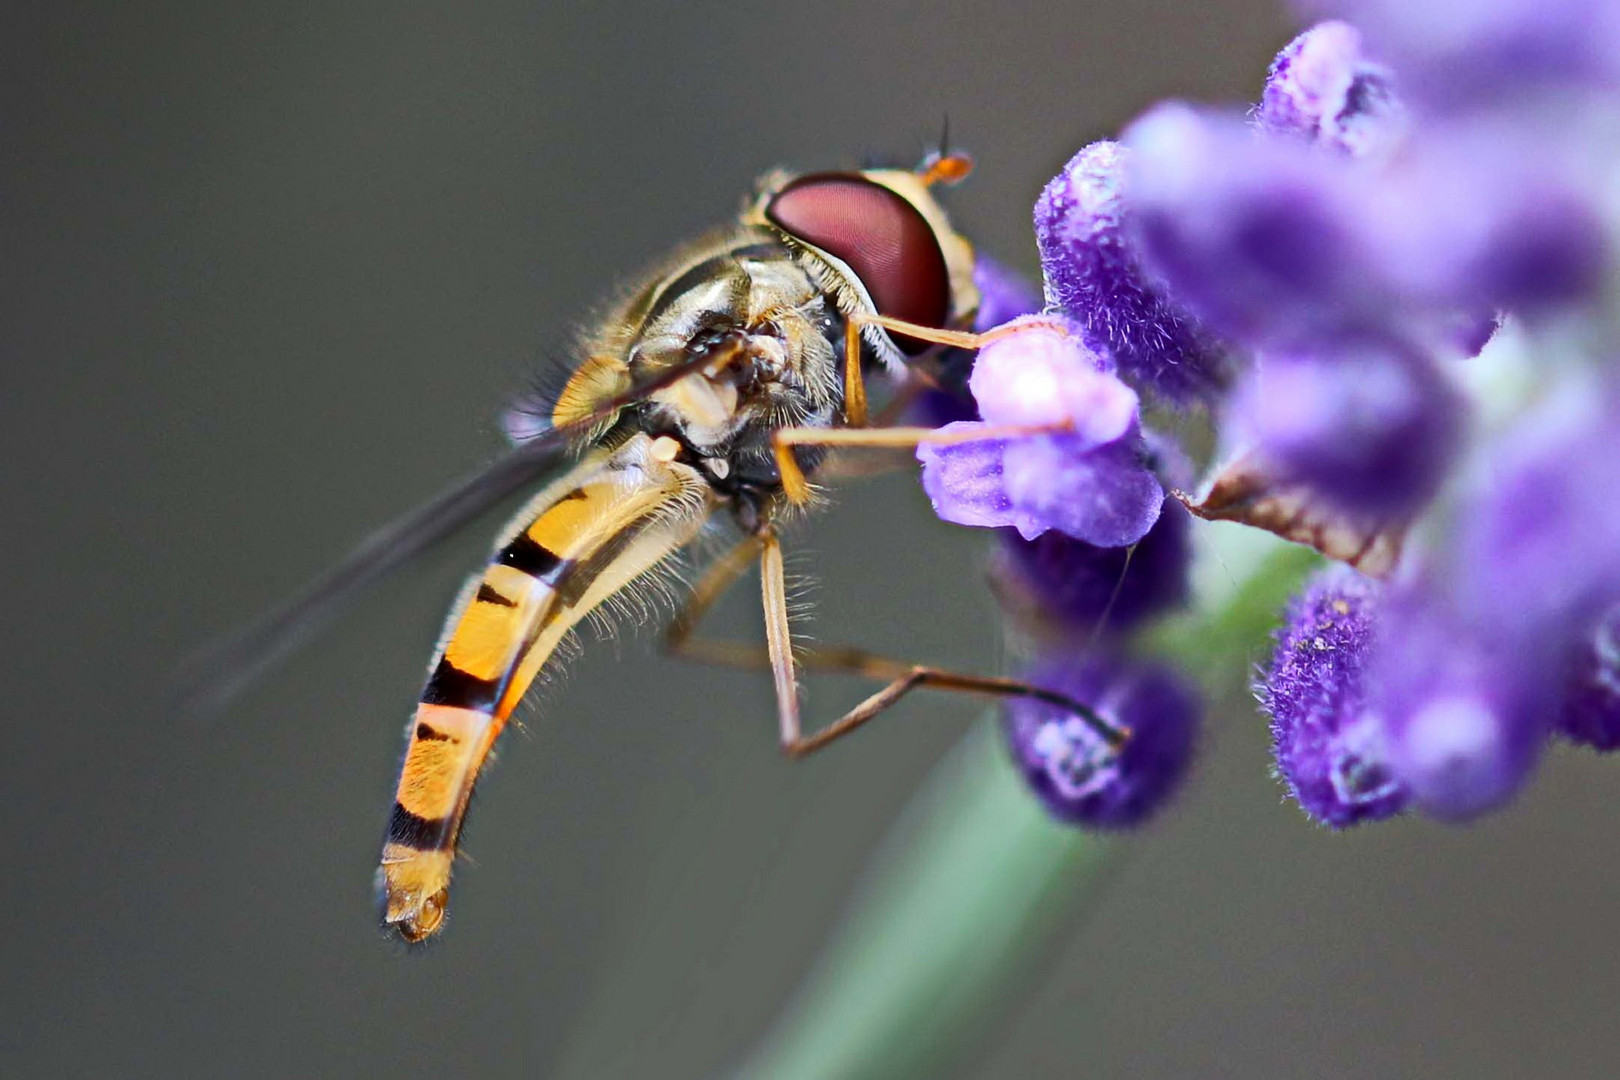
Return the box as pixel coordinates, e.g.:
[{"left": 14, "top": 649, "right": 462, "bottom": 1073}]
[{"left": 663, "top": 528, "right": 1130, "bottom": 757}]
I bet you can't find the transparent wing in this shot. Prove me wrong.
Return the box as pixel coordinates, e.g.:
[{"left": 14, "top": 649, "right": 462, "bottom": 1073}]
[
  {"left": 176, "top": 348, "right": 723, "bottom": 712},
  {"left": 176, "top": 428, "right": 578, "bottom": 713}
]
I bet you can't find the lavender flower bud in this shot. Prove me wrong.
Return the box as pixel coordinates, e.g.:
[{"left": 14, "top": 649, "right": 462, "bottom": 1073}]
[
  {"left": 1258, "top": 566, "right": 1408, "bottom": 827},
  {"left": 1257, "top": 21, "right": 1407, "bottom": 158},
  {"left": 1123, "top": 102, "right": 1387, "bottom": 347},
  {"left": 1368, "top": 118, "right": 1608, "bottom": 314},
  {"left": 991, "top": 499, "right": 1191, "bottom": 638},
  {"left": 1361, "top": 384, "right": 1620, "bottom": 817},
  {"left": 1309, "top": 0, "right": 1620, "bottom": 111},
  {"left": 973, "top": 254, "right": 1043, "bottom": 332},
  {"left": 1368, "top": 591, "right": 1550, "bottom": 820},
  {"left": 1003, "top": 653, "right": 1200, "bottom": 827},
  {"left": 1228, "top": 335, "right": 1462, "bottom": 518},
  {"left": 1451, "top": 385, "right": 1620, "bottom": 643},
  {"left": 1035, "top": 140, "right": 1230, "bottom": 407},
  {"left": 1556, "top": 607, "right": 1620, "bottom": 751}
]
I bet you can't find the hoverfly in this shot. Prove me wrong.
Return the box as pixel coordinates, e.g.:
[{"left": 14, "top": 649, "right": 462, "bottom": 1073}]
[{"left": 190, "top": 150, "right": 1126, "bottom": 943}]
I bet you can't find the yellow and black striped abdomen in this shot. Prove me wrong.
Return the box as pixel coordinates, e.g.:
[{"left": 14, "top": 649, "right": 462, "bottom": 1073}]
[{"left": 379, "top": 434, "right": 712, "bottom": 942}]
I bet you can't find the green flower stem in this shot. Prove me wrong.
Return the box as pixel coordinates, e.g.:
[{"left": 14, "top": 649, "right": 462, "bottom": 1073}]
[{"left": 730, "top": 536, "right": 1318, "bottom": 1080}]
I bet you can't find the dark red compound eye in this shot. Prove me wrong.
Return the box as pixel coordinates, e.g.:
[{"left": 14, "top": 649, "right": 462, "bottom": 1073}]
[{"left": 765, "top": 173, "right": 951, "bottom": 354}]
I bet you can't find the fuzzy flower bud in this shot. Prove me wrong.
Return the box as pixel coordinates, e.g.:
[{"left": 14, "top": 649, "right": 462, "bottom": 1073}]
[
  {"left": 1258, "top": 566, "right": 1407, "bottom": 827},
  {"left": 1003, "top": 653, "right": 1200, "bottom": 827},
  {"left": 1123, "top": 102, "right": 1389, "bottom": 347},
  {"left": 1035, "top": 140, "right": 1230, "bottom": 408},
  {"left": 991, "top": 499, "right": 1191, "bottom": 638},
  {"left": 1257, "top": 21, "right": 1407, "bottom": 158},
  {"left": 1307, "top": 0, "right": 1620, "bottom": 111},
  {"left": 1368, "top": 591, "right": 1551, "bottom": 820},
  {"left": 1228, "top": 335, "right": 1462, "bottom": 518},
  {"left": 1556, "top": 607, "right": 1620, "bottom": 752}
]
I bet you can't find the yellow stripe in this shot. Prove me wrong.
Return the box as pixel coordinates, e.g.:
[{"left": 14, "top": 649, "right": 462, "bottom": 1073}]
[
  {"left": 441, "top": 566, "right": 550, "bottom": 680},
  {"left": 526, "top": 481, "right": 613, "bottom": 554}
]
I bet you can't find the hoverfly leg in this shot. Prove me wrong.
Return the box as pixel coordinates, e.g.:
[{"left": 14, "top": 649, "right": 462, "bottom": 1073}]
[
  {"left": 663, "top": 533, "right": 1131, "bottom": 754},
  {"left": 856, "top": 311, "right": 1073, "bottom": 353},
  {"left": 773, "top": 313, "right": 1077, "bottom": 505},
  {"left": 843, "top": 318, "right": 869, "bottom": 428},
  {"left": 663, "top": 533, "right": 766, "bottom": 669},
  {"left": 772, "top": 417, "right": 1071, "bottom": 504}
]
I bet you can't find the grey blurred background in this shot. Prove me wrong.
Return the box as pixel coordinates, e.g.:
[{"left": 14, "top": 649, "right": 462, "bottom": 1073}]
[{"left": 6, "top": 2, "right": 1618, "bottom": 1077}]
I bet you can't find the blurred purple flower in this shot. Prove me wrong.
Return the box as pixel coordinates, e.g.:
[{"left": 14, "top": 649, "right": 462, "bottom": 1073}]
[
  {"left": 1035, "top": 140, "right": 1231, "bottom": 407},
  {"left": 973, "top": 254, "right": 1044, "bottom": 332},
  {"left": 1257, "top": 20, "right": 1408, "bottom": 157},
  {"left": 1450, "top": 386, "right": 1620, "bottom": 642},
  {"left": 1367, "top": 118, "right": 1609, "bottom": 313},
  {"left": 1306, "top": 0, "right": 1620, "bottom": 111},
  {"left": 1556, "top": 607, "right": 1620, "bottom": 751},
  {"left": 1259, "top": 566, "right": 1408, "bottom": 827},
  {"left": 1367, "top": 588, "right": 1551, "bottom": 820},
  {"left": 1122, "top": 102, "right": 1391, "bottom": 346},
  {"left": 1228, "top": 334, "right": 1462, "bottom": 518},
  {"left": 991, "top": 499, "right": 1191, "bottom": 637},
  {"left": 1004, "top": 652, "right": 1200, "bottom": 827}
]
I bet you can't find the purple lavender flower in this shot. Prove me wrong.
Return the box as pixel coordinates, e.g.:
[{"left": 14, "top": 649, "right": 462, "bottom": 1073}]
[
  {"left": 916, "top": 322, "right": 1163, "bottom": 547},
  {"left": 1556, "top": 607, "right": 1620, "bottom": 751},
  {"left": 1366, "top": 118, "right": 1609, "bottom": 314},
  {"left": 1307, "top": 0, "right": 1620, "bottom": 111},
  {"left": 1256, "top": 20, "right": 1408, "bottom": 158},
  {"left": 1367, "top": 588, "right": 1552, "bottom": 820},
  {"left": 967, "top": 318, "right": 1140, "bottom": 436},
  {"left": 1035, "top": 140, "right": 1231, "bottom": 407},
  {"left": 1227, "top": 334, "right": 1462, "bottom": 518},
  {"left": 1258, "top": 566, "right": 1408, "bottom": 827},
  {"left": 918, "top": 426, "right": 1163, "bottom": 547},
  {"left": 1122, "top": 102, "right": 1392, "bottom": 347},
  {"left": 1449, "top": 384, "right": 1620, "bottom": 642},
  {"left": 991, "top": 499, "right": 1191, "bottom": 637},
  {"left": 1351, "top": 383, "right": 1620, "bottom": 817},
  {"left": 1003, "top": 652, "right": 1200, "bottom": 827}
]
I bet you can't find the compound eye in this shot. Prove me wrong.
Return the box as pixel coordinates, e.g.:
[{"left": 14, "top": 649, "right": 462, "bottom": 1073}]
[{"left": 765, "top": 174, "right": 951, "bottom": 354}]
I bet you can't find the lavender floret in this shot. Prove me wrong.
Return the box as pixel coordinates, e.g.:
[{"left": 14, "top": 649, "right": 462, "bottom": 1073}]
[
  {"left": 1259, "top": 567, "right": 1407, "bottom": 827},
  {"left": 1035, "top": 140, "right": 1230, "bottom": 407},
  {"left": 1556, "top": 607, "right": 1620, "bottom": 752},
  {"left": 917, "top": 323, "right": 1163, "bottom": 547},
  {"left": 1004, "top": 653, "right": 1200, "bottom": 827},
  {"left": 1257, "top": 20, "right": 1407, "bottom": 158},
  {"left": 1229, "top": 334, "right": 1462, "bottom": 518}
]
